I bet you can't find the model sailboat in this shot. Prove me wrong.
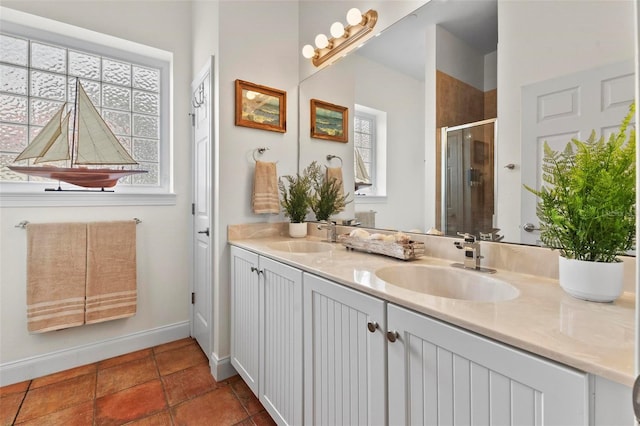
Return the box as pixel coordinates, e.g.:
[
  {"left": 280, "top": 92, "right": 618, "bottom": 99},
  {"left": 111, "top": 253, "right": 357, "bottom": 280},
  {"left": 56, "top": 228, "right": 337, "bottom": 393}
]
[
  {"left": 8, "top": 80, "right": 147, "bottom": 189},
  {"left": 354, "top": 147, "right": 371, "bottom": 190}
]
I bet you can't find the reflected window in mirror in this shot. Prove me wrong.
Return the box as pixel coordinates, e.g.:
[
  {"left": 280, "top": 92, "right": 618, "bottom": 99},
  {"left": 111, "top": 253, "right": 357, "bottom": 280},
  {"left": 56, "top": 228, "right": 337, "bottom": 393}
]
[{"left": 354, "top": 104, "right": 386, "bottom": 197}]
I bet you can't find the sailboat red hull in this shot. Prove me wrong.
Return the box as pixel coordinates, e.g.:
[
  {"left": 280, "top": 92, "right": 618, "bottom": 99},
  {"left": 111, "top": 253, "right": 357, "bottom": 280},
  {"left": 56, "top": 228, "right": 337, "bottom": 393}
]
[{"left": 7, "top": 165, "right": 147, "bottom": 188}]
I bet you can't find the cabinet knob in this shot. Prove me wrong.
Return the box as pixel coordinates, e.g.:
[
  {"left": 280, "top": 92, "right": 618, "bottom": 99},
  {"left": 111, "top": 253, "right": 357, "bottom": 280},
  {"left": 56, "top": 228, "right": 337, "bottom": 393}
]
[
  {"left": 387, "top": 330, "right": 399, "bottom": 343},
  {"left": 367, "top": 321, "right": 379, "bottom": 333}
]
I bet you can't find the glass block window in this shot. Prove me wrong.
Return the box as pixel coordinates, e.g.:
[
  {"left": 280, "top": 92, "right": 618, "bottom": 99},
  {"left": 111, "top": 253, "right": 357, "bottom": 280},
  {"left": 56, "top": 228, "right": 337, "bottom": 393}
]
[
  {"left": 354, "top": 112, "right": 376, "bottom": 189},
  {"left": 0, "top": 33, "right": 162, "bottom": 186}
]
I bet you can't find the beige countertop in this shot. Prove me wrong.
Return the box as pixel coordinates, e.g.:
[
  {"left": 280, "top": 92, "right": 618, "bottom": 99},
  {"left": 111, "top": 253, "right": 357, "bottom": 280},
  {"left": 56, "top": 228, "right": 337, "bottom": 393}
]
[{"left": 229, "top": 234, "right": 635, "bottom": 387}]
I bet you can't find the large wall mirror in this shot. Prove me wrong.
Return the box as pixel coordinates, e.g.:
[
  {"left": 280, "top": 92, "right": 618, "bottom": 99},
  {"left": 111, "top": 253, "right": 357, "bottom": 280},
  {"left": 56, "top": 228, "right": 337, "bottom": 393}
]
[{"left": 298, "top": 0, "right": 636, "bottom": 246}]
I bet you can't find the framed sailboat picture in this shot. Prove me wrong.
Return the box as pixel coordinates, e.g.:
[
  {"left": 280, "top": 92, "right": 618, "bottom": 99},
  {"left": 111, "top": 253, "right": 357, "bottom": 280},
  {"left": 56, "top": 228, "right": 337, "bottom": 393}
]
[
  {"left": 7, "top": 79, "right": 147, "bottom": 190},
  {"left": 235, "top": 79, "right": 286, "bottom": 133},
  {"left": 310, "top": 99, "right": 348, "bottom": 143}
]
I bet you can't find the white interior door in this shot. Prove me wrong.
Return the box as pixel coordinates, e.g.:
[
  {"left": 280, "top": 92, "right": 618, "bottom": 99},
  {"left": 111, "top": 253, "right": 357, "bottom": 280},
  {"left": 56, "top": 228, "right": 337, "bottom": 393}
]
[
  {"left": 521, "top": 60, "right": 635, "bottom": 245},
  {"left": 191, "top": 59, "right": 213, "bottom": 358}
]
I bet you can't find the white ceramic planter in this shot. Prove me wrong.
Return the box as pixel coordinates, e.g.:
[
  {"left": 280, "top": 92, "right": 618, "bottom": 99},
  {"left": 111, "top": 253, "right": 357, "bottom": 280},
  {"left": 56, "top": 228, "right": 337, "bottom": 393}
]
[
  {"left": 558, "top": 256, "right": 624, "bottom": 302},
  {"left": 288, "top": 222, "right": 307, "bottom": 238}
]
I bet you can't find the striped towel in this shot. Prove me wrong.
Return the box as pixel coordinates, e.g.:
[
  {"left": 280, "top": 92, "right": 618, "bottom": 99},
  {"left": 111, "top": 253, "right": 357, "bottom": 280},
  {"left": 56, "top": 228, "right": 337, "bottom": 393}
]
[
  {"left": 326, "top": 166, "right": 345, "bottom": 211},
  {"left": 26, "top": 223, "right": 87, "bottom": 333},
  {"left": 85, "top": 221, "right": 137, "bottom": 324},
  {"left": 252, "top": 160, "right": 280, "bottom": 214}
]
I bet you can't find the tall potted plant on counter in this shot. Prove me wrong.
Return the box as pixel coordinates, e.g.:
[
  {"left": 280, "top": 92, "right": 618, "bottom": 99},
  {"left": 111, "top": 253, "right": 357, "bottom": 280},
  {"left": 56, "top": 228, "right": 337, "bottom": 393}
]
[
  {"left": 525, "top": 102, "right": 635, "bottom": 302},
  {"left": 307, "top": 161, "right": 351, "bottom": 222},
  {"left": 279, "top": 166, "right": 313, "bottom": 238}
]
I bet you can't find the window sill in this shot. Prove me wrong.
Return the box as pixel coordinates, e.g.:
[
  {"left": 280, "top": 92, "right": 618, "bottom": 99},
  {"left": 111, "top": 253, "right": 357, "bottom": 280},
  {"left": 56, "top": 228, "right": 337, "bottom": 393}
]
[
  {"left": 0, "top": 190, "right": 176, "bottom": 207},
  {"left": 354, "top": 195, "right": 388, "bottom": 204}
]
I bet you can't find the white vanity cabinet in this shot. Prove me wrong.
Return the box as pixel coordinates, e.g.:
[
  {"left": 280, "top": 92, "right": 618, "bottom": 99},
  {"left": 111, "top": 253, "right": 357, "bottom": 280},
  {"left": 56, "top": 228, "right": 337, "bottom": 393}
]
[
  {"left": 230, "top": 246, "right": 303, "bottom": 426},
  {"left": 230, "top": 246, "right": 259, "bottom": 394},
  {"left": 302, "top": 273, "right": 387, "bottom": 425},
  {"left": 231, "top": 244, "right": 631, "bottom": 425},
  {"left": 387, "top": 303, "right": 589, "bottom": 426}
]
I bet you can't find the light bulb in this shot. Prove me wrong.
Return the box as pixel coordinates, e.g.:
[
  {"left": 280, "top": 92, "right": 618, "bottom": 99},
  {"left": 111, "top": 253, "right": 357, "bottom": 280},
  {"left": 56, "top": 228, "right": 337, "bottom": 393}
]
[
  {"left": 330, "top": 22, "right": 345, "bottom": 38},
  {"left": 246, "top": 91, "right": 256, "bottom": 100},
  {"left": 346, "top": 8, "right": 363, "bottom": 26},
  {"left": 315, "top": 34, "right": 329, "bottom": 49},
  {"left": 302, "top": 44, "right": 316, "bottom": 59}
]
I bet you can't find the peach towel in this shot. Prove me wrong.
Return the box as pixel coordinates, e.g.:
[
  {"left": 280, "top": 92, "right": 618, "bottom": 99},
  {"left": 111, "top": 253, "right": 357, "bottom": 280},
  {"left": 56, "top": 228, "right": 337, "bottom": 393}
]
[
  {"left": 26, "top": 223, "right": 87, "bottom": 333},
  {"left": 85, "top": 221, "right": 137, "bottom": 324},
  {"left": 326, "top": 166, "right": 345, "bottom": 211},
  {"left": 252, "top": 160, "right": 280, "bottom": 214}
]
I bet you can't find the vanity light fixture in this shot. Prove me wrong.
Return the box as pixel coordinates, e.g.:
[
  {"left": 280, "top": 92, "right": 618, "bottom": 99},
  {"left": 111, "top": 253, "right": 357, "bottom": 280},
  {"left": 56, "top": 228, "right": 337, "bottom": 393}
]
[{"left": 302, "top": 8, "right": 378, "bottom": 67}]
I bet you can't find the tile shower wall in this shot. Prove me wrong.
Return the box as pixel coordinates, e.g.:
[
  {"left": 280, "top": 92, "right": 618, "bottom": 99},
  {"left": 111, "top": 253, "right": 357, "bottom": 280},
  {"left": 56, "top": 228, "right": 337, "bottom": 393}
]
[{"left": 435, "top": 70, "right": 496, "bottom": 229}]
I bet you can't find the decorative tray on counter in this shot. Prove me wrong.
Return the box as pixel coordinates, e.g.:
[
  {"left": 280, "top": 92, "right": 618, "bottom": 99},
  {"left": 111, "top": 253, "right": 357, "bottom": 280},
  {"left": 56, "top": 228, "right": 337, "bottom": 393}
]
[{"left": 337, "top": 233, "right": 425, "bottom": 260}]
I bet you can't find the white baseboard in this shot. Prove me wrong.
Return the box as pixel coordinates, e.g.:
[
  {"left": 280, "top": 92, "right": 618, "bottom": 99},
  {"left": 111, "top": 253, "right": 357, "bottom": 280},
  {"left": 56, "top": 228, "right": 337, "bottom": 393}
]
[
  {"left": 0, "top": 321, "right": 190, "bottom": 386},
  {"left": 210, "top": 352, "right": 237, "bottom": 381}
]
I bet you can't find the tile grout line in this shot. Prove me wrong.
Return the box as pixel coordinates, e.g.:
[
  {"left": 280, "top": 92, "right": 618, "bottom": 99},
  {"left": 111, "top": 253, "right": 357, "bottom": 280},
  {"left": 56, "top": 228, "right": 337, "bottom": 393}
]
[
  {"left": 11, "top": 379, "right": 32, "bottom": 425},
  {"left": 93, "top": 364, "right": 98, "bottom": 426},
  {"left": 152, "top": 344, "right": 175, "bottom": 425},
  {"left": 229, "top": 380, "right": 255, "bottom": 423}
]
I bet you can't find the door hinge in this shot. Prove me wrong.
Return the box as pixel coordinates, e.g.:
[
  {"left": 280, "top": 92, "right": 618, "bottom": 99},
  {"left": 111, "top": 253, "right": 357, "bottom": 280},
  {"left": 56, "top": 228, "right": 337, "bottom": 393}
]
[
  {"left": 191, "top": 292, "right": 195, "bottom": 304},
  {"left": 191, "top": 203, "right": 195, "bottom": 215},
  {"left": 189, "top": 112, "right": 195, "bottom": 127}
]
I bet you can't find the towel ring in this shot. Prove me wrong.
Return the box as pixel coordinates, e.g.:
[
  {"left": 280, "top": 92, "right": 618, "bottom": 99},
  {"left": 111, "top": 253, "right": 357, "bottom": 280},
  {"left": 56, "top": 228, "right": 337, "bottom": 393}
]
[
  {"left": 326, "top": 154, "right": 343, "bottom": 167},
  {"left": 253, "top": 147, "right": 277, "bottom": 163},
  {"left": 253, "top": 147, "right": 268, "bottom": 162}
]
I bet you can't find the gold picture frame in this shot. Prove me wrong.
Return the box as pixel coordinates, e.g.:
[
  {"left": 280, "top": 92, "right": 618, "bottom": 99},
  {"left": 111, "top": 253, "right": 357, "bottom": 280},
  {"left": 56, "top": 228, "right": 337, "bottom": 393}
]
[
  {"left": 235, "top": 79, "right": 286, "bottom": 133},
  {"left": 310, "top": 99, "right": 348, "bottom": 143}
]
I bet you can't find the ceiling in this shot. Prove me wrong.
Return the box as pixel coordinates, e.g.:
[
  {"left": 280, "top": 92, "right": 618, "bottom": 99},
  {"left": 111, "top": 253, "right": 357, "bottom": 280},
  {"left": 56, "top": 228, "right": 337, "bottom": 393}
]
[{"left": 357, "top": 0, "right": 498, "bottom": 81}]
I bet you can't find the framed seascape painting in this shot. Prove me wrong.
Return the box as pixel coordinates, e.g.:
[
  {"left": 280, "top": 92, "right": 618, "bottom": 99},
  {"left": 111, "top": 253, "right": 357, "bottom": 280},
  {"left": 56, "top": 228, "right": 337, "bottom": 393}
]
[
  {"left": 235, "top": 79, "right": 286, "bottom": 133},
  {"left": 310, "top": 99, "right": 348, "bottom": 143}
]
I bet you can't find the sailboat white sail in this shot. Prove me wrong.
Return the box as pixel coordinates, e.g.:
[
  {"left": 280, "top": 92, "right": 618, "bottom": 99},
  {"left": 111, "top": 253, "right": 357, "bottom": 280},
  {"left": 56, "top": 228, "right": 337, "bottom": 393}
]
[
  {"left": 355, "top": 147, "right": 372, "bottom": 190},
  {"left": 75, "top": 83, "right": 137, "bottom": 166},
  {"left": 13, "top": 103, "right": 68, "bottom": 163},
  {"left": 8, "top": 80, "right": 147, "bottom": 189}
]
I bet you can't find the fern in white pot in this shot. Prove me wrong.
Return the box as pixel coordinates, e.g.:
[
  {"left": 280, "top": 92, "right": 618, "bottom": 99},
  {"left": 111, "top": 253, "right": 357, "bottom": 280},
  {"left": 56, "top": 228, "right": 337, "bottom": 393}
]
[{"left": 524, "top": 103, "right": 635, "bottom": 302}]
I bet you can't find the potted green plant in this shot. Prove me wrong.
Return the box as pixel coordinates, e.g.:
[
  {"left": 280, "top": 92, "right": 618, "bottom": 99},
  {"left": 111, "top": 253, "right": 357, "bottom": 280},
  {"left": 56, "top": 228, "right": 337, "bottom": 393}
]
[
  {"left": 307, "top": 161, "right": 351, "bottom": 222},
  {"left": 524, "top": 102, "right": 635, "bottom": 302},
  {"left": 278, "top": 165, "right": 313, "bottom": 238}
]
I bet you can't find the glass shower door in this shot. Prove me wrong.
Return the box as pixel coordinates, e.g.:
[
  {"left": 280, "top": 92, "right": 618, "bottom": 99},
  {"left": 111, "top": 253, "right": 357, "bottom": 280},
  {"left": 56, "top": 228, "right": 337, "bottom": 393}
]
[{"left": 442, "top": 118, "right": 497, "bottom": 239}]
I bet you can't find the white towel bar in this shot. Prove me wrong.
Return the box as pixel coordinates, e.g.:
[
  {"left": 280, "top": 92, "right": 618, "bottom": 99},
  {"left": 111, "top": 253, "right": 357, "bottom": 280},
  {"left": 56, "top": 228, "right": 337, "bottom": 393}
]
[{"left": 15, "top": 218, "right": 142, "bottom": 229}]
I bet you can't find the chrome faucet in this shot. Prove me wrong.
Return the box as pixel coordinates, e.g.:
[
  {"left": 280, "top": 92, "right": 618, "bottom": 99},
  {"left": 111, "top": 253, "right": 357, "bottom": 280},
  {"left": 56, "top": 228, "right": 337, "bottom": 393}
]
[
  {"left": 452, "top": 233, "right": 496, "bottom": 273},
  {"left": 454, "top": 233, "right": 482, "bottom": 269},
  {"left": 317, "top": 221, "right": 337, "bottom": 243}
]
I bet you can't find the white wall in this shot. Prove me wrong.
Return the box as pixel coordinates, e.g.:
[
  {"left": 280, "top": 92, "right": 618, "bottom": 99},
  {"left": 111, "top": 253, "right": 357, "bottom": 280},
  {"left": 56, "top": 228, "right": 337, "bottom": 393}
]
[
  {"left": 484, "top": 51, "right": 497, "bottom": 91},
  {"left": 497, "top": 0, "right": 635, "bottom": 241},
  {"left": 0, "top": 1, "right": 193, "bottom": 384},
  {"left": 424, "top": 24, "right": 437, "bottom": 231},
  {"left": 299, "top": 58, "right": 356, "bottom": 221},
  {"left": 436, "top": 25, "right": 485, "bottom": 91},
  {"left": 353, "top": 55, "right": 425, "bottom": 231},
  {"left": 213, "top": 1, "right": 300, "bottom": 374}
]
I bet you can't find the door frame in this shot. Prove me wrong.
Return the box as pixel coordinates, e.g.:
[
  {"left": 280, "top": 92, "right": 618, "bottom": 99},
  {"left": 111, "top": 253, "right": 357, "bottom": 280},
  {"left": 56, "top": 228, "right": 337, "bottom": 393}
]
[{"left": 190, "top": 57, "right": 215, "bottom": 359}]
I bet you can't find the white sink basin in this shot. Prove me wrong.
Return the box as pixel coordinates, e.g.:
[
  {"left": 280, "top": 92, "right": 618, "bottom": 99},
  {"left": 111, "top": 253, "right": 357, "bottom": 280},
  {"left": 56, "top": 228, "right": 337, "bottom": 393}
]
[
  {"left": 375, "top": 265, "right": 519, "bottom": 302},
  {"left": 267, "top": 240, "right": 334, "bottom": 254}
]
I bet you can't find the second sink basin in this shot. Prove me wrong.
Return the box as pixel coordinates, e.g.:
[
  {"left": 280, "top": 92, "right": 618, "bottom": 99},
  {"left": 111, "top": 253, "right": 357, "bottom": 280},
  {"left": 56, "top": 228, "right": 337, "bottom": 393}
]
[
  {"left": 267, "top": 240, "right": 334, "bottom": 254},
  {"left": 375, "top": 265, "right": 519, "bottom": 302}
]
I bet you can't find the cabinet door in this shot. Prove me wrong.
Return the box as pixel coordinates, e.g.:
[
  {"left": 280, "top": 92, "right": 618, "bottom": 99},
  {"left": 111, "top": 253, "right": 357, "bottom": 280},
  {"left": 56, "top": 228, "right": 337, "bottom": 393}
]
[
  {"left": 230, "top": 246, "right": 260, "bottom": 395},
  {"left": 259, "top": 256, "right": 304, "bottom": 426},
  {"left": 388, "top": 304, "right": 588, "bottom": 426},
  {"left": 303, "top": 273, "right": 387, "bottom": 426}
]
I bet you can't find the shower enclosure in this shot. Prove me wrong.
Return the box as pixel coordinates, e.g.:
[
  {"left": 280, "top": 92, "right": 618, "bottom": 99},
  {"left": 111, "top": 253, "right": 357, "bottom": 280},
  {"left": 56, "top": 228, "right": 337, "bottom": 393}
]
[{"left": 441, "top": 118, "right": 498, "bottom": 240}]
